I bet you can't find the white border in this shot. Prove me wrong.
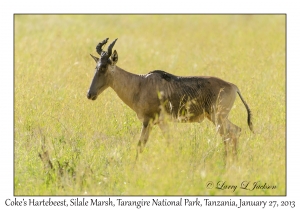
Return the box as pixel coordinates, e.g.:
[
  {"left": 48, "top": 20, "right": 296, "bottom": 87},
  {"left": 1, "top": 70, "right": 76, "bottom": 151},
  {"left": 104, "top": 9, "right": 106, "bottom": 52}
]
[{"left": 1, "top": 0, "right": 299, "bottom": 209}]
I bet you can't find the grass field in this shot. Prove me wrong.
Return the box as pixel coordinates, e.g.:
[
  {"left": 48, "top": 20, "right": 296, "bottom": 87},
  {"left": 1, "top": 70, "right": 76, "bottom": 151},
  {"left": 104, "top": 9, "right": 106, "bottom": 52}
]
[{"left": 14, "top": 15, "right": 285, "bottom": 195}]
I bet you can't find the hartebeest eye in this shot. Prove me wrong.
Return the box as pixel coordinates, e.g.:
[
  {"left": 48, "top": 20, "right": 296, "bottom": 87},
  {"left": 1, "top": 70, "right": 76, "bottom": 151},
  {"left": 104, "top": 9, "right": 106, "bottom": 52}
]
[{"left": 96, "top": 65, "right": 107, "bottom": 73}]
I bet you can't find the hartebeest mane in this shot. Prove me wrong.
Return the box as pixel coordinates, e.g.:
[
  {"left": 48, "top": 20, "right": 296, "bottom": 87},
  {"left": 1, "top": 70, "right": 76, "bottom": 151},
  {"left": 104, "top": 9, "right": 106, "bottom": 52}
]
[{"left": 87, "top": 38, "right": 253, "bottom": 165}]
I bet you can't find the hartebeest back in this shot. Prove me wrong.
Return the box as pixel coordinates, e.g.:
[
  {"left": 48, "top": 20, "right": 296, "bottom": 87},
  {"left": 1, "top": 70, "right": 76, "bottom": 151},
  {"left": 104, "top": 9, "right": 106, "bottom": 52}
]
[{"left": 87, "top": 38, "right": 253, "bottom": 164}]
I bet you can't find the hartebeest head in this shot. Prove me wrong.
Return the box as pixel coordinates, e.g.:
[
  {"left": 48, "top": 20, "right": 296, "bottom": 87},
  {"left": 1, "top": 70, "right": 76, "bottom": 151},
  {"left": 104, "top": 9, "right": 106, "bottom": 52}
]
[{"left": 87, "top": 38, "right": 118, "bottom": 100}]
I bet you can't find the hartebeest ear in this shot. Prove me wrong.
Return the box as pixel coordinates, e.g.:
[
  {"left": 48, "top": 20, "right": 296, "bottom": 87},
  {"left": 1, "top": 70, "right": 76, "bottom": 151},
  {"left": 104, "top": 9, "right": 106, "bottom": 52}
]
[
  {"left": 111, "top": 50, "right": 118, "bottom": 65},
  {"left": 90, "top": 54, "right": 99, "bottom": 63}
]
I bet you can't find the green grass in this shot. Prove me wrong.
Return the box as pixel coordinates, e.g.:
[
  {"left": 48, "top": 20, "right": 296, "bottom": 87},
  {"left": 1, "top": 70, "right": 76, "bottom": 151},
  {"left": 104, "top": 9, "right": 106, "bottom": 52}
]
[{"left": 14, "top": 15, "right": 285, "bottom": 195}]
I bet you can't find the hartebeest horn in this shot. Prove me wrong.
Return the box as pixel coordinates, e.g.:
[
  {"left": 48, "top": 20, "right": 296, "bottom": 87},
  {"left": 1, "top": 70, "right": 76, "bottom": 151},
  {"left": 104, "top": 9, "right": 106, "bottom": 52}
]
[
  {"left": 107, "top": 38, "right": 118, "bottom": 57},
  {"left": 96, "top": 38, "right": 109, "bottom": 55}
]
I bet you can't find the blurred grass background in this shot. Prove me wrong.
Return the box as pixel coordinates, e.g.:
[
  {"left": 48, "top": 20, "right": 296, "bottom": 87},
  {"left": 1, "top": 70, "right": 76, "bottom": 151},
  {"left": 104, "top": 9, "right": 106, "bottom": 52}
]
[{"left": 14, "top": 15, "right": 285, "bottom": 195}]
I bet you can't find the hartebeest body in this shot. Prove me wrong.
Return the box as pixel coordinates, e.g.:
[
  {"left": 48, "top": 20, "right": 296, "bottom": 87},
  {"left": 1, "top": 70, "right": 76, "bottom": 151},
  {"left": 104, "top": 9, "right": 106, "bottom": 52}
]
[{"left": 87, "top": 38, "right": 253, "bottom": 163}]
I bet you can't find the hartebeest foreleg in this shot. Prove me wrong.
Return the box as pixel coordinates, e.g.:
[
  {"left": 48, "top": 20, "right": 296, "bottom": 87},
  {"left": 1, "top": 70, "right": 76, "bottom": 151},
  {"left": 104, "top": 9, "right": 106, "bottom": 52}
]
[{"left": 136, "top": 121, "right": 152, "bottom": 159}]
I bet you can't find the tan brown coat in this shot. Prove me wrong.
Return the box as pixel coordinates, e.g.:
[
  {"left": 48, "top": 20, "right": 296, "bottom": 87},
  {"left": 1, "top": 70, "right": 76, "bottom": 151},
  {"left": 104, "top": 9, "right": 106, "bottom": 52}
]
[{"left": 87, "top": 38, "right": 253, "bottom": 164}]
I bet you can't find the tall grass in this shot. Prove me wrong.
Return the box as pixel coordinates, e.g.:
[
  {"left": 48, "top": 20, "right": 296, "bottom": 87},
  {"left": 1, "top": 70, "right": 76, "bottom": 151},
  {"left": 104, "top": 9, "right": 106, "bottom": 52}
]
[{"left": 14, "top": 15, "right": 285, "bottom": 195}]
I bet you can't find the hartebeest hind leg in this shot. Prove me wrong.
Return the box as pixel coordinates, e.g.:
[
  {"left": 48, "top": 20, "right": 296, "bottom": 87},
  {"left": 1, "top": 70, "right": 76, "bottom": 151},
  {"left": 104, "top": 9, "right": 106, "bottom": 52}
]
[
  {"left": 207, "top": 87, "right": 242, "bottom": 165},
  {"left": 158, "top": 122, "right": 171, "bottom": 146},
  {"left": 213, "top": 116, "right": 241, "bottom": 165},
  {"left": 136, "top": 121, "right": 152, "bottom": 160}
]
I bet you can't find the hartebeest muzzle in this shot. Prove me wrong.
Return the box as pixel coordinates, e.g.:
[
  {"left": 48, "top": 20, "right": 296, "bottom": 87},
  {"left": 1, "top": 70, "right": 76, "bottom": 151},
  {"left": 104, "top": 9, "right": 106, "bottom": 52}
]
[{"left": 86, "top": 91, "right": 97, "bottom": 100}]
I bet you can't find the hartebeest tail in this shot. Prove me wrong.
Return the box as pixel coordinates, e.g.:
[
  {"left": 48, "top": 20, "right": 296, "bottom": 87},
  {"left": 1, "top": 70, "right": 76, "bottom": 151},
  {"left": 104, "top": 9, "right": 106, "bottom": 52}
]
[
  {"left": 87, "top": 38, "right": 254, "bottom": 164},
  {"left": 237, "top": 90, "right": 254, "bottom": 133}
]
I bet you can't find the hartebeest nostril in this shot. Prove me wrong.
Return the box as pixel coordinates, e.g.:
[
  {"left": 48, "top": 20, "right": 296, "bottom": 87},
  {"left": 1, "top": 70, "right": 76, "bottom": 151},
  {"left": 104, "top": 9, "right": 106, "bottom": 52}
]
[
  {"left": 87, "top": 92, "right": 92, "bottom": 99},
  {"left": 87, "top": 92, "right": 97, "bottom": 100}
]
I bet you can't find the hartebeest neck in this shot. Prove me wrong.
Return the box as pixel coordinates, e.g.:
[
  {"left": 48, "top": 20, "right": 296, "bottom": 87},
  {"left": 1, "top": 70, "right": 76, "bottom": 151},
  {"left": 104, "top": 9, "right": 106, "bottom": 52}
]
[{"left": 109, "top": 66, "right": 143, "bottom": 111}]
